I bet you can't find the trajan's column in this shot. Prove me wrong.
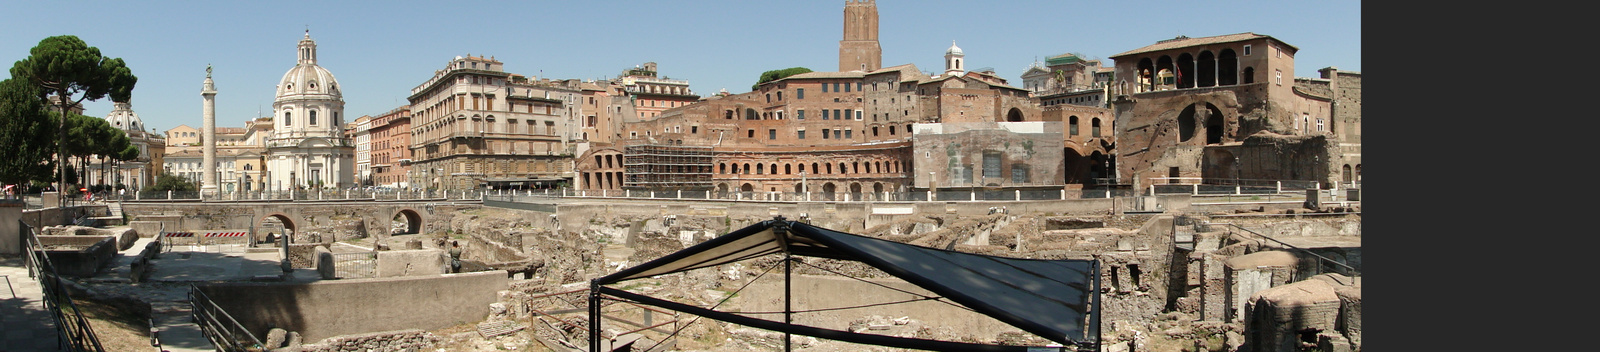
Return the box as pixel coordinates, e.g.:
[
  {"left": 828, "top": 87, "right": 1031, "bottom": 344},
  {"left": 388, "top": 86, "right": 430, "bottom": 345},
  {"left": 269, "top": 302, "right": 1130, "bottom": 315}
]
[{"left": 201, "top": 65, "right": 218, "bottom": 197}]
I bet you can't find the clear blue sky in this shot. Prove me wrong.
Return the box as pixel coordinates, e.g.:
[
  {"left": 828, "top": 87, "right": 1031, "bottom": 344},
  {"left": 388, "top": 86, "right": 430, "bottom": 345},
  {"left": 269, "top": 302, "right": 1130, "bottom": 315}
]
[{"left": 2, "top": 0, "right": 1359, "bottom": 134}]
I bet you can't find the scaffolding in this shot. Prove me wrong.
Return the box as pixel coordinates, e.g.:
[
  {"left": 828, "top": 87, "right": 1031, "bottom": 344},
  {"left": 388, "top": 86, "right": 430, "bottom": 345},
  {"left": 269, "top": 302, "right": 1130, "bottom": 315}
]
[{"left": 622, "top": 144, "right": 714, "bottom": 190}]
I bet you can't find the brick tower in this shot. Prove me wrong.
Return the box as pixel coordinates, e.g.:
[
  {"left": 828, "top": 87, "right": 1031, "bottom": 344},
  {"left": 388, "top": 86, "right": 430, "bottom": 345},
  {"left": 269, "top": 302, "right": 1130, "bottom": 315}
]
[{"left": 839, "top": 0, "right": 881, "bottom": 72}]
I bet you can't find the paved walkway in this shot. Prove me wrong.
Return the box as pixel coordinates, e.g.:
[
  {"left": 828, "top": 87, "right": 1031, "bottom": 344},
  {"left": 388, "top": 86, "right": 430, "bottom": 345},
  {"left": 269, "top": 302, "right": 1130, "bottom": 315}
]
[{"left": 0, "top": 256, "right": 64, "bottom": 352}]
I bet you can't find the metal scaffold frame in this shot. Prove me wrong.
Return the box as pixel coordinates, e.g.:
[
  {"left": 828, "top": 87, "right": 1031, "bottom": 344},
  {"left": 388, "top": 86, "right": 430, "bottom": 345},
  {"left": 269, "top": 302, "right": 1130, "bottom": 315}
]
[{"left": 621, "top": 144, "right": 714, "bottom": 190}]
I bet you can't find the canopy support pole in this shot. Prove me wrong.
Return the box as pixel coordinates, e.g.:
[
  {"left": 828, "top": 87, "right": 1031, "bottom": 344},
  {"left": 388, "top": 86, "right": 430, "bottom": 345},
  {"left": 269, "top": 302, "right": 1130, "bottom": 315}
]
[{"left": 589, "top": 279, "right": 601, "bottom": 352}]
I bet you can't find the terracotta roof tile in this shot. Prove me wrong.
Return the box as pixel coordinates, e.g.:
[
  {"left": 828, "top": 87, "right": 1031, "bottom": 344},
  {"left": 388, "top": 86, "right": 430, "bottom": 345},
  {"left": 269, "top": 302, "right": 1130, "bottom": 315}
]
[{"left": 1111, "top": 32, "right": 1296, "bottom": 59}]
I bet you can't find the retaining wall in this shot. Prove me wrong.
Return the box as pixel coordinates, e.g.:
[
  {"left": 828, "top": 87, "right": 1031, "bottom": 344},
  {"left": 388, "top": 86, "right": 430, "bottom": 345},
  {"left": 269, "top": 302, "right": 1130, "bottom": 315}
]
[{"left": 197, "top": 270, "right": 508, "bottom": 341}]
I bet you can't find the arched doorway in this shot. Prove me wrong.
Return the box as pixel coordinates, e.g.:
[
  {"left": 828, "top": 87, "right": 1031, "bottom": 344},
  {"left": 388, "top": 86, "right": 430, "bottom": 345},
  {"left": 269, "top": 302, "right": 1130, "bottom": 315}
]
[
  {"left": 258, "top": 214, "right": 296, "bottom": 245},
  {"left": 821, "top": 183, "right": 837, "bottom": 201},
  {"left": 849, "top": 183, "right": 862, "bottom": 200},
  {"left": 740, "top": 183, "right": 754, "bottom": 192},
  {"left": 1205, "top": 103, "right": 1226, "bottom": 144},
  {"left": 1006, "top": 108, "right": 1024, "bottom": 122},
  {"left": 392, "top": 209, "right": 423, "bottom": 235},
  {"left": 1342, "top": 164, "right": 1353, "bottom": 184}
]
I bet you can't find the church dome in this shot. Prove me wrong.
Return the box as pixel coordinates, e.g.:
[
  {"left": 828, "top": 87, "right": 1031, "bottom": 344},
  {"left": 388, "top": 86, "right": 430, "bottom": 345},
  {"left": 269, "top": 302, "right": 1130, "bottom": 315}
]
[
  {"left": 104, "top": 101, "right": 144, "bottom": 132},
  {"left": 946, "top": 41, "right": 963, "bottom": 56},
  {"left": 276, "top": 32, "right": 342, "bottom": 100}
]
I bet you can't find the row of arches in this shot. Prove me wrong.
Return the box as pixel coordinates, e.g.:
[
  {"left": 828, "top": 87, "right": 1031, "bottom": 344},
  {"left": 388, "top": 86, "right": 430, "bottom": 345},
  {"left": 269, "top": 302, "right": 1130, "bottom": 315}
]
[
  {"left": 1133, "top": 48, "right": 1251, "bottom": 92},
  {"left": 716, "top": 181, "right": 893, "bottom": 199},
  {"left": 255, "top": 208, "right": 424, "bottom": 244},
  {"left": 581, "top": 171, "right": 625, "bottom": 190},
  {"left": 718, "top": 160, "right": 905, "bottom": 176}
]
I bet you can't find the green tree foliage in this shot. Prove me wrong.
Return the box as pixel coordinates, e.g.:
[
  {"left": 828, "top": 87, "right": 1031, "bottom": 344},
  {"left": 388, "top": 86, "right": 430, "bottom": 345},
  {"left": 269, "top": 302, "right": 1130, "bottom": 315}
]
[
  {"left": 0, "top": 78, "right": 57, "bottom": 185},
  {"left": 9, "top": 35, "right": 137, "bottom": 191},
  {"left": 752, "top": 67, "right": 813, "bottom": 90},
  {"left": 148, "top": 172, "right": 196, "bottom": 193}
]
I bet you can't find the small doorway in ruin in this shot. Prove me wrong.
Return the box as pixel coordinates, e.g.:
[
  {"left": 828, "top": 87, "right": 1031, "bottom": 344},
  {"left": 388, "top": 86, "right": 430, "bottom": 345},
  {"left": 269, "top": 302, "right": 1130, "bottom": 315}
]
[{"left": 392, "top": 209, "right": 422, "bottom": 235}]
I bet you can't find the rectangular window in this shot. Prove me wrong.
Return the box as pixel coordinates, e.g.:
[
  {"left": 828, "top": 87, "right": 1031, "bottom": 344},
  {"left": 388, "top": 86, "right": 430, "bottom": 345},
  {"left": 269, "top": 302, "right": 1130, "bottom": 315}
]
[
  {"left": 982, "top": 152, "right": 1003, "bottom": 179},
  {"left": 844, "top": 129, "right": 852, "bottom": 138},
  {"left": 834, "top": 110, "right": 842, "bottom": 121},
  {"left": 797, "top": 88, "right": 804, "bottom": 99},
  {"left": 821, "top": 110, "right": 829, "bottom": 120},
  {"left": 856, "top": 82, "right": 862, "bottom": 91},
  {"left": 1275, "top": 69, "right": 1283, "bottom": 85},
  {"left": 1243, "top": 45, "right": 1252, "bottom": 56},
  {"left": 844, "top": 83, "right": 851, "bottom": 92},
  {"left": 1011, "top": 164, "right": 1030, "bottom": 183},
  {"left": 833, "top": 129, "right": 842, "bottom": 139},
  {"left": 821, "top": 129, "right": 829, "bottom": 139},
  {"left": 797, "top": 110, "right": 805, "bottom": 120},
  {"left": 769, "top": 129, "right": 777, "bottom": 139},
  {"left": 797, "top": 130, "right": 806, "bottom": 139},
  {"left": 822, "top": 84, "right": 829, "bottom": 93},
  {"left": 855, "top": 110, "right": 863, "bottom": 120},
  {"left": 748, "top": 129, "right": 755, "bottom": 138},
  {"left": 1316, "top": 118, "right": 1325, "bottom": 132}
]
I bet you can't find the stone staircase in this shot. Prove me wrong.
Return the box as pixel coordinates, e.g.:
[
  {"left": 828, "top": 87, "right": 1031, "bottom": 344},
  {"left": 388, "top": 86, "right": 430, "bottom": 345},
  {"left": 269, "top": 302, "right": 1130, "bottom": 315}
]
[{"left": 87, "top": 202, "right": 125, "bottom": 227}]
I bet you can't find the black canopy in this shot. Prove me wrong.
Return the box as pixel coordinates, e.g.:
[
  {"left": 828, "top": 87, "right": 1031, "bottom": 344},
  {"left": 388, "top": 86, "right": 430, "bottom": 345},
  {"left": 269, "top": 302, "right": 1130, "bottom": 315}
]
[{"left": 593, "top": 218, "right": 1100, "bottom": 351}]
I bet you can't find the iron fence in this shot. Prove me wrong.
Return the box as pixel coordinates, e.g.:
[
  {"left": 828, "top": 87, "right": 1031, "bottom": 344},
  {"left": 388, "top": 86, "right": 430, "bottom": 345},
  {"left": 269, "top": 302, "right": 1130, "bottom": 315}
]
[
  {"left": 190, "top": 285, "right": 264, "bottom": 351},
  {"left": 128, "top": 188, "right": 488, "bottom": 202},
  {"left": 21, "top": 220, "right": 106, "bottom": 352},
  {"left": 330, "top": 251, "right": 378, "bottom": 279}
]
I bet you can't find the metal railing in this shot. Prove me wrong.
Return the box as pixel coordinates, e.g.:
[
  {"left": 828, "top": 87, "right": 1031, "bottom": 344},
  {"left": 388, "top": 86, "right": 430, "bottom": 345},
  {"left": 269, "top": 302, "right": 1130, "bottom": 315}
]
[
  {"left": 484, "top": 187, "right": 1147, "bottom": 203},
  {"left": 330, "top": 251, "right": 378, "bottom": 279},
  {"left": 190, "top": 285, "right": 264, "bottom": 351},
  {"left": 21, "top": 220, "right": 106, "bottom": 352},
  {"left": 129, "top": 189, "right": 488, "bottom": 202}
]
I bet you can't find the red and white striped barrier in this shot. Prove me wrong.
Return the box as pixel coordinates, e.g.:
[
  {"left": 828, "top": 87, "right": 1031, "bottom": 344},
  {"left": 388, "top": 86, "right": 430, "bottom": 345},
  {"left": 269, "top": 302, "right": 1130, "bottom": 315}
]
[
  {"left": 205, "top": 232, "right": 247, "bottom": 238},
  {"left": 164, "top": 232, "right": 196, "bottom": 238}
]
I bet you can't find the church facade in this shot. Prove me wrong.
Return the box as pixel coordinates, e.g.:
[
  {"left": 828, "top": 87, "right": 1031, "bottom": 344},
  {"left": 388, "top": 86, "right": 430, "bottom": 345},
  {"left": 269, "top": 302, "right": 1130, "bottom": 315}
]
[{"left": 266, "top": 32, "right": 355, "bottom": 190}]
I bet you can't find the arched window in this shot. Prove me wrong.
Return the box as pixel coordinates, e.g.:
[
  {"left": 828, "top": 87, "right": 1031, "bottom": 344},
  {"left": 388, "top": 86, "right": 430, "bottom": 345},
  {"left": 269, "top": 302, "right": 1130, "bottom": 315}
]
[
  {"left": 284, "top": 111, "right": 292, "bottom": 126},
  {"left": 1092, "top": 118, "right": 1102, "bottom": 137},
  {"left": 719, "top": 163, "right": 727, "bottom": 174},
  {"left": 1243, "top": 67, "right": 1255, "bottom": 84},
  {"left": 1069, "top": 116, "right": 1080, "bottom": 135}
]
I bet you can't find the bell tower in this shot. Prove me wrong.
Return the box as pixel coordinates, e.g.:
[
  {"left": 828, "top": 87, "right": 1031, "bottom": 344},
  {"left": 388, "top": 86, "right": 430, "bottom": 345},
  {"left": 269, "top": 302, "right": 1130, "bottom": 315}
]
[{"left": 839, "top": 0, "right": 881, "bottom": 72}]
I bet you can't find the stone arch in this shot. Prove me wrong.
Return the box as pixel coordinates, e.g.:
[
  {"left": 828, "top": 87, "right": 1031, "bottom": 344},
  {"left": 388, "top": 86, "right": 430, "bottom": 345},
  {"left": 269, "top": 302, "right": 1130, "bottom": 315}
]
[
  {"left": 873, "top": 182, "right": 883, "bottom": 194},
  {"left": 740, "top": 183, "right": 754, "bottom": 192},
  {"left": 821, "top": 182, "right": 837, "bottom": 201},
  {"left": 1177, "top": 53, "right": 1195, "bottom": 89},
  {"left": 1006, "top": 108, "right": 1024, "bottom": 122},
  {"left": 1218, "top": 49, "right": 1239, "bottom": 86},
  {"left": 1205, "top": 103, "right": 1226, "bottom": 144},
  {"left": 1205, "top": 149, "right": 1240, "bottom": 180},
  {"left": 1198, "top": 51, "right": 1216, "bottom": 87},
  {"left": 1137, "top": 58, "right": 1155, "bottom": 92},
  {"left": 717, "top": 183, "right": 729, "bottom": 194},
  {"left": 1178, "top": 105, "right": 1199, "bottom": 142},
  {"left": 1243, "top": 67, "right": 1255, "bottom": 84},
  {"left": 391, "top": 208, "right": 424, "bottom": 235},
  {"left": 258, "top": 213, "right": 297, "bottom": 244}
]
